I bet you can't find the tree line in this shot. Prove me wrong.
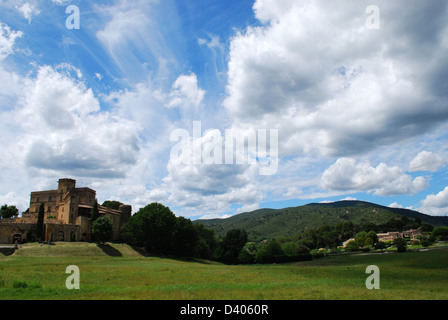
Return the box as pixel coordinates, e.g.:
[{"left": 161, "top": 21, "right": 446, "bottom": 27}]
[{"left": 116, "top": 202, "right": 313, "bottom": 264}]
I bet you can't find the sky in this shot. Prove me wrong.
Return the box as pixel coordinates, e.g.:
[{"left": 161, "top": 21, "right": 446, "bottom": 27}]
[{"left": 1, "top": 0, "right": 448, "bottom": 219}]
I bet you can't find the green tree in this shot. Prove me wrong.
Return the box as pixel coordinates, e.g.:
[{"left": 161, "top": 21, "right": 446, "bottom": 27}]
[
  {"left": 174, "top": 216, "right": 198, "bottom": 257},
  {"left": 420, "top": 238, "right": 431, "bottom": 248},
  {"left": 91, "top": 199, "right": 100, "bottom": 222},
  {"left": 237, "top": 249, "right": 254, "bottom": 264},
  {"left": 345, "top": 240, "right": 359, "bottom": 252},
  {"left": 355, "top": 231, "right": 367, "bottom": 247},
  {"left": 102, "top": 200, "right": 123, "bottom": 210},
  {"left": 0, "top": 204, "right": 19, "bottom": 219},
  {"left": 374, "top": 241, "right": 386, "bottom": 250},
  {"left": 393, "top": 237, "right": 407, "bottom": 253},
  {"left": 433, "top": 226, "right": 448, "bottom": 241},
  {"left": 366, "top": 231, "right": 378, "bottom": 246},
  {"left": 297, "top": 244, "right": 310, "bottom": 255},
  {"left": 36, "top": 203, "right": 45, "bottom": 241},
  {"left": 91, "top": 216, "right": 113, "bottom": 244},
  {"left": 255, "top": 240, "right": 286, "bottom": 263},
  {"left": 219, "top": 229, "right": 248, "bottom": 264},
  {"left": 122, "top": 203, "right": 178, "bottom": 254},
  {"left": 194, "top": 223, "right": 218, "bottom": 259}
]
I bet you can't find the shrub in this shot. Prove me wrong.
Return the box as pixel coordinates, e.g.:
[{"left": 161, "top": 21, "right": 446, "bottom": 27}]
[
  {"left": 238, "top": 249, "right": 255, "bottom": 264},
  {"left": 393, "top": 237, "right": 407, "bottom": 253},
  {"left": 345, "top": 240, "right": 359, "bottom": 252}
]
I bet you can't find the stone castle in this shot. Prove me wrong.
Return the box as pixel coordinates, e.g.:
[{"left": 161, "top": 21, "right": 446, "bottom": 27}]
[{"left": 0, "top": 178, "right": 131, "bottom": 244}]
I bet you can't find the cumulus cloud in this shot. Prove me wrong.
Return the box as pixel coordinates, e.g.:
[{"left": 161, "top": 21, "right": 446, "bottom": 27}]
[
  {"left": 15, "top": 64, "right": 142, "bottom": 178},
  {"left": 409, "top": 151, "right": 446, "bottom": 172},
  {"left": 419, "top": 187, "right": 448, "bottom": 216},
  {"left": 389, "top": 202, "right": 403, "bottom": 209},
  {"left": 168, "top": 73, "right": 205, "bottom": 109},
  {"left": 224, "top": 0, "right": 448, "bottom": 158},
  {"left": 161, "top": 127, "right": 265, "bottom": 216},
  {"left": 321, "top": 158, "right": 428, "bottom": 196}
]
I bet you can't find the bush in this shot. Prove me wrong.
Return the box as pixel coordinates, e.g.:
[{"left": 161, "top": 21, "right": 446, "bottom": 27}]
[
  {"left": 91, "top": 216, "right": 113, "bottom": 244},
  {"left": 345, "top": 240, "right": 359, "bottom": 252},
  {"left": 375, "top": 241, "right": 386, "bottom": 250},
  {"left": 393, "top": 237, "right": 407, "bottom": 253},
  {"left": 238, "top": 249, "right": 255, "bottom": 264}
]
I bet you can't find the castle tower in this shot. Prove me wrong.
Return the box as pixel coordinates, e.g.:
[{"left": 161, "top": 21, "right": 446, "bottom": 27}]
[{"left": 58, "top": 178, "right": 76, "bottom": 195}]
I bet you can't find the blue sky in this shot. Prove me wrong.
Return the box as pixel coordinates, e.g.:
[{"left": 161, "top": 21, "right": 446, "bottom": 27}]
[{"left": 1, "top": 0, "right": 448, "bottom": 219}]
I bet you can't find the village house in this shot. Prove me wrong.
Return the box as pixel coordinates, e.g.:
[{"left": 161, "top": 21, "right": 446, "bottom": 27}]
[{"left": 342, "top": 228, "right": 423, "bottom": 248}]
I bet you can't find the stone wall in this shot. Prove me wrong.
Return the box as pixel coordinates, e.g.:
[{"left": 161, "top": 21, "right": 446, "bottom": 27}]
[{"left": 0, "top": 222, "right": 81, "bottom": 244}]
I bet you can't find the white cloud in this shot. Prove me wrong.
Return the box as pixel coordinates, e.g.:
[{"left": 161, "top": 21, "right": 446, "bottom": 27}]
[
  {"left": 389, "top": 202, "right": 403, "bottom": 209},
  {"left": 0, "top": 23, "right": 22, "bottom": 60},
  {"left": 14, "top": 64, "right": 142, "bottom": 178},
  {"left": 168, "top": 73, "right": 205, "bottom": 109},
  {"left": 419, "top": 187, "right": 448, "bottom": 216},
  {"left": 224, "top": 0, "right": 448, "bottom": 158},
  {"left": 409, "top": 151, "right": 445, "bottom": 172},
  {"left": 16, "top": 2, "right": 40, "bottom": 23},
  {"left": 321, "top": 158, "right": 428, "bottom": 196}
]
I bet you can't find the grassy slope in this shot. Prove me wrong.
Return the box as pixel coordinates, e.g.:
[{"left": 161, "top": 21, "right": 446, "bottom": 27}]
[
  {"left": 0, "top": 242, "right": 447, "bottom": 300},
  {"left": 196, "top": 200, "right": 448, "bottom": 240}
]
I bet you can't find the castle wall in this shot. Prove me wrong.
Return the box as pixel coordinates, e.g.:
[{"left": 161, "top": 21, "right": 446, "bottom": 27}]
[
  {"left": 0, "top": 179, "right": 132, "bottom": 244},
  {"left": 0, "top": 222, "right": 82, "bottom": 244}
]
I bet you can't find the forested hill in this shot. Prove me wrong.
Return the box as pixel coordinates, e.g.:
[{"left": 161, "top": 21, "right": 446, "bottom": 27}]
[{"left": 195, "top": 200, "right": 448, "bottom": 241}]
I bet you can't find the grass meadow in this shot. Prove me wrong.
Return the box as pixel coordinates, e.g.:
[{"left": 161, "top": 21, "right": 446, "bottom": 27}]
[{"left": 0, "top": 242, "right": 447, "bottom": 300}]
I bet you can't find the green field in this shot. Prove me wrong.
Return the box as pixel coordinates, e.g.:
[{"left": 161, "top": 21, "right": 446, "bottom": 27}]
[{"left": 0, "top": 242, "right": 447, "bottom": 300}]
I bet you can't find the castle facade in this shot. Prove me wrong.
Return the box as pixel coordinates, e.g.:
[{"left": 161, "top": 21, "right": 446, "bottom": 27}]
[{"left": 0, "top": 179, "right": 131, "bottom": 244}]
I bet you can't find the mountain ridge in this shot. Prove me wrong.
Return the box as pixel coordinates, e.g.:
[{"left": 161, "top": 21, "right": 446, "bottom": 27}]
[{"left": 195, "top": 200, "right": 448, "bottom": 241}]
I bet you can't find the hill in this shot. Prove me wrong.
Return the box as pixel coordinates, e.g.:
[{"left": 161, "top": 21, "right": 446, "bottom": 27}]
[{"left": 195, "top": 200, "right": 448, "bottom": 241}]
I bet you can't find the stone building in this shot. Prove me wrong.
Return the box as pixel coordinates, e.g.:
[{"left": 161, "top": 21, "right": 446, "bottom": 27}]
[{"left": 0, "top": 178, "right": 131, "bottom": 244}]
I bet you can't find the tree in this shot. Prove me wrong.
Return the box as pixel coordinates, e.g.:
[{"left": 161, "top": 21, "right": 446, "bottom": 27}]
[
  {"left": 355, "top": 231, "right": 367, "bottom": 247},
  {"left": 174, "top": 216, "right": 198, "bottom": 257},
  {"left": 345, "top": 240, "right": 359, "bottom": 252},
  {"left": 237, "top": 249, "right": 254, "bottom": 264},
  {"left": 36, "top": 203, "right": 45, "bottom": 241},
  {"left": 102, "top": 200, "right": 123, "bottom": 210},
  {"left": 433, "top": 226, "right": 448, "bottom": 241},
  {"left": 282, "top": 241, "right": 298, "bottom": 256},
  {"left": 91, "top": 199, "right": 100, "bottom": 222},
  {"left": 393, "top": 237, "right": 407, "bottom": 253},
  {"left": 0, "top": 204, "right": 19, "bottom": 219},
  {"left": 420, "top": 238, "right": 431, "bottom": 248},
  {"left": 375, "top": 241, "right": 386, "bottom": 250},
  {"left": 254, "top": 240, "right": 286, "bottom": 264},
  {"left": 219, "top": 229, "right": 248, "bottom": 264},
  {"left": 121, "top": 203, "right": 178, "bottom": 254},
  {"left": 91, "top": 216, "right": 113, "bottom": 244},
  {"left": 194, "top": 223, "right": 218, "bottom": 260}
]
